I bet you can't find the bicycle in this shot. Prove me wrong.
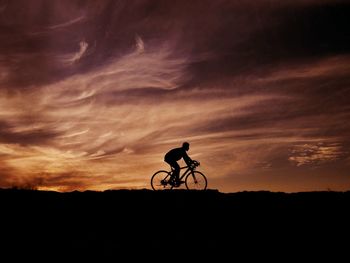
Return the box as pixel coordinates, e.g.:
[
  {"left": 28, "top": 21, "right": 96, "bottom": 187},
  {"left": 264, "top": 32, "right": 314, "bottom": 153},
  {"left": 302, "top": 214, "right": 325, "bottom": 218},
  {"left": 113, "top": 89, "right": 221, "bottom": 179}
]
[{"left": 150, "top": 160, "right": 207, "bottom": 190}]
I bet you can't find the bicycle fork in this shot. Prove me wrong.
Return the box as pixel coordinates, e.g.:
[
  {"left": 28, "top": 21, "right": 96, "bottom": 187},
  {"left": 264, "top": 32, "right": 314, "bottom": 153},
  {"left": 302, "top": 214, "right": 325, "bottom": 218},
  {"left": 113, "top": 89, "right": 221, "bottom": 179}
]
[{"left": 191, "top": 172, "right": 198, "bottom": 184}]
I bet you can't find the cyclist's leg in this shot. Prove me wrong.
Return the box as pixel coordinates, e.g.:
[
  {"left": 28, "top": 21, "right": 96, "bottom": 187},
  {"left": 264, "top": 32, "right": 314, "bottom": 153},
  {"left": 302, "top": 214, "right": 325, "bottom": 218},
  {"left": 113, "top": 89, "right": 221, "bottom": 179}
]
[
  {"left": 165, "top": 159, "right": 180, "bottom": 182},
  {"left": 172, "top": 162, "right": 180, "bottom": 182}
]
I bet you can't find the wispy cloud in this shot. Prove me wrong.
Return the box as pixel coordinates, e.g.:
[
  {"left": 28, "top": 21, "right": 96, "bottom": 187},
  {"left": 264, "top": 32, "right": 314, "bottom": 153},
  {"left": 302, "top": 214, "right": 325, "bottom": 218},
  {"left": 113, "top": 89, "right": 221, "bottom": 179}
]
[
  {"left": 289, "top": 142, "right": 344, "bottom": 167},
  {"left": 135, "top": 35, "right": 145, "bottom": 53},
  {"left": 255, "top": 56, "right": 350, "bottom": 83},
  {"left": 62, "top": 40, "right": 89, "bottom": 65},
  {"left": 47, "top": 15, "right": 86, "bottom": 30}
]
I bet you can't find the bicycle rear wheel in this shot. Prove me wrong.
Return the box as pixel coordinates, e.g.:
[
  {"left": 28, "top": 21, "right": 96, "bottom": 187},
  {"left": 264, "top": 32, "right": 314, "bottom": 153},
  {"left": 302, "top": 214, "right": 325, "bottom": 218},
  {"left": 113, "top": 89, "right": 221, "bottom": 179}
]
[
  {"left": 185, "top": 171, "right": 207, "bottom": 190},
  {"left": 151, "top": 170, "right": 173, "bottom": 190}
]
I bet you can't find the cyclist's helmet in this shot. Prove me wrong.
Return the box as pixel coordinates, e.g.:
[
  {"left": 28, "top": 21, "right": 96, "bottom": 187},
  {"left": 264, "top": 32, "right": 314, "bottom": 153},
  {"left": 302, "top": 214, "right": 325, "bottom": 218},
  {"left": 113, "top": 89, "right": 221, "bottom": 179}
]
[{"left": 182, "top": 142, "right": 190, "bottom": 151}]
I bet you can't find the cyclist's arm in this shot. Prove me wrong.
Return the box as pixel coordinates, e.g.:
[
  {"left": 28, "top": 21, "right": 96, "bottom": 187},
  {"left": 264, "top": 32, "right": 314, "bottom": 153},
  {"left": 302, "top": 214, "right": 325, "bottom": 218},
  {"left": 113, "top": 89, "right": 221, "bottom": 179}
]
[{"left": 183, "top": 151, "right": 193, "bottom": 166}]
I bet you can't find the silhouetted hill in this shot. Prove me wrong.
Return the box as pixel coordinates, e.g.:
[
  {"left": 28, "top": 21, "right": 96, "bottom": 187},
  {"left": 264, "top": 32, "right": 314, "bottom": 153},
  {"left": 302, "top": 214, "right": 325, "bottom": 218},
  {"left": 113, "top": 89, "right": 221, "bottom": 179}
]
[{"left": 1, "top": 189, "right": 349, "bottom": 260}]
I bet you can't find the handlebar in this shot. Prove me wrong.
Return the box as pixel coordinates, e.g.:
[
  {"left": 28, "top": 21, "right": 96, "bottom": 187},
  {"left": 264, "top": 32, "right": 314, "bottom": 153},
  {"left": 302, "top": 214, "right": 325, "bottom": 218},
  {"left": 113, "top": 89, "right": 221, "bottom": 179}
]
[
  {"left": 190, "top": 160, "right": 200, "bottom": 168},
  {"left": 180, "top": 160, "right": 200, "bottom": 170}
]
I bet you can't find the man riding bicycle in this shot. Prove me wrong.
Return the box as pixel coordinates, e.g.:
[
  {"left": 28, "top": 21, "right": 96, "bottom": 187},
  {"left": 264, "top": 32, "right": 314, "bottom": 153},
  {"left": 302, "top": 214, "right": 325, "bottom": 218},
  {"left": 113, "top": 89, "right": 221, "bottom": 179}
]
[
  {"left": 150, "top": 141, "right": 206, "bottom": 190},
  {"left": 164, "top": 142, "right": 194, "bottom": 186}
]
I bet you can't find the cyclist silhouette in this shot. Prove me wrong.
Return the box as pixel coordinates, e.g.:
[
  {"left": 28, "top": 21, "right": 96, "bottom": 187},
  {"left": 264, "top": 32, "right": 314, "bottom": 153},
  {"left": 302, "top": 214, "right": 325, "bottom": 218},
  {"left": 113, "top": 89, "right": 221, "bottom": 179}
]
[{"left": 164, "top": 142, "right": 193, "bottom": 185}]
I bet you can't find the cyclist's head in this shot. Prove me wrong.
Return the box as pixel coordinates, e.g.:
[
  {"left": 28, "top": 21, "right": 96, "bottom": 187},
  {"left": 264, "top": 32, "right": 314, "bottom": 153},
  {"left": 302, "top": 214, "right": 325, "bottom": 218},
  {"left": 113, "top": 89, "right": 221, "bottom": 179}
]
[{"left": 182, "top": 142, "right": 190, "bottom": 151}]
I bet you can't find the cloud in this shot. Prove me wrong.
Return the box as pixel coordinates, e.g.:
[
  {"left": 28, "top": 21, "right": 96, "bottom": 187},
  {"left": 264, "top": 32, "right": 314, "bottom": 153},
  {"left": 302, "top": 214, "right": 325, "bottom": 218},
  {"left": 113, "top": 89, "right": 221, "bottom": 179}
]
[
  {"left": 255, "top": 56, "right": 350, "bottom": 83},
  {"left": 47, "top": 15, "right": 86, "bottom": 30},
  {"left": 62, "top": 40, "right": 89, "bottom": 65},
  {"left": 289, "top": 142, "right": 344, "bottom": 167},
  {"left": 135, "top": 35, "right": 145, "bottom": 53}
]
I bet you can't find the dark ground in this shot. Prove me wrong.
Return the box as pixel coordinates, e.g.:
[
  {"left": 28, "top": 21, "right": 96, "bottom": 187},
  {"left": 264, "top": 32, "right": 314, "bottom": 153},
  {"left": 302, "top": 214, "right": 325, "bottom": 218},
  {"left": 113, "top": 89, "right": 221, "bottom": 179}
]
[{"left": 1, "top": 188, "right": 349, "bottom": 260}]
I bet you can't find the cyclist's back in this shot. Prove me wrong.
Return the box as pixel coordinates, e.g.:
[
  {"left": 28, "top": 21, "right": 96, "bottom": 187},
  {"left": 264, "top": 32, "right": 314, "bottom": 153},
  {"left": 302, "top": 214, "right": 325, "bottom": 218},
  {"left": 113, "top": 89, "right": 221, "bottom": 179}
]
[
  {"left": 164, "top": 147, "right": 187, "bottom": 162},
  {"left": 164, "top": 142, "right": 192, "bottom": 164}
]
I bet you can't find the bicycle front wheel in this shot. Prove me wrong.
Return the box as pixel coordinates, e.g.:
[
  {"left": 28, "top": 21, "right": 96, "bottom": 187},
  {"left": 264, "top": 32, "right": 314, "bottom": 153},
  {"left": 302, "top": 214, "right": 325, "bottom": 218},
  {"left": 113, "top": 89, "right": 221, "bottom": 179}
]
[
  {"left": 151, "top": 170, "right": 172, "bottom": 190},
  {"left": 185, "top": 171, "right": 207, "bottom": 190}
]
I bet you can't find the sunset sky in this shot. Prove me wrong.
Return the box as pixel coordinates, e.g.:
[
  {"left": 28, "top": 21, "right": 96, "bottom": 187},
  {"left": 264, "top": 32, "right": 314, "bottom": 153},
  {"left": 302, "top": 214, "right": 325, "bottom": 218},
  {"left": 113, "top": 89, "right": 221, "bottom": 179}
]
[{"left": 0, "top": 0, "right": 349, "bottom": 192}]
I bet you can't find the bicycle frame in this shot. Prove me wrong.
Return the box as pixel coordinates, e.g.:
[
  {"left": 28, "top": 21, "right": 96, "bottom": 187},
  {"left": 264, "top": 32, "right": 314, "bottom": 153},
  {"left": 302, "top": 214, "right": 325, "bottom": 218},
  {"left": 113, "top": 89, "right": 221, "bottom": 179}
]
[{"left": 171, "top": 165, "right": 195, "bottom": 180}]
